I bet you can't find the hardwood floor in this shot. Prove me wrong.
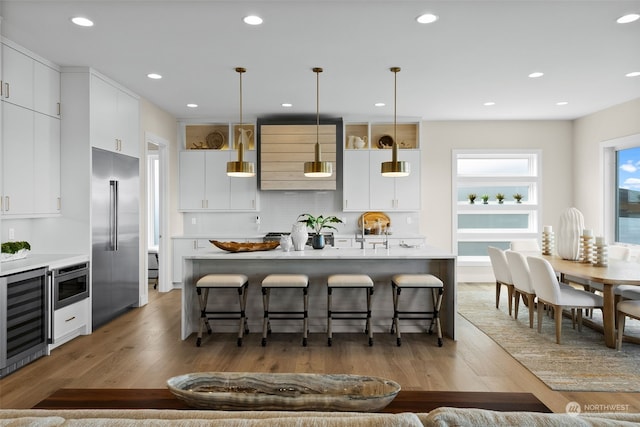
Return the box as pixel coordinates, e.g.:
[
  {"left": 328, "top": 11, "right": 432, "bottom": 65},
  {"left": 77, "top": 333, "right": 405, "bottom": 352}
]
[{"left": 1, "top": 283, "right": 639, "bottom": 413}]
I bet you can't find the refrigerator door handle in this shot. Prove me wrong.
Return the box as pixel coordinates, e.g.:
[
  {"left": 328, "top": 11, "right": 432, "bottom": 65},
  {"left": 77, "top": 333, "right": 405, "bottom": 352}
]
[{"left": 110, "top": 180, "right": 119, "bottom": 251}]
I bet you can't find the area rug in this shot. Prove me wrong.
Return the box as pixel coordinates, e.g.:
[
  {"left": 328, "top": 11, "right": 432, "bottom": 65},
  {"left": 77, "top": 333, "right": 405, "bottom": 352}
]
[{"left": 458, "top": 283, "right": 640, "bottom": 392}]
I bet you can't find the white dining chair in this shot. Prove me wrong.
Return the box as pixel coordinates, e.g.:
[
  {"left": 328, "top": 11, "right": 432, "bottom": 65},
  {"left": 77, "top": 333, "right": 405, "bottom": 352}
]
[
  {"left": 616, "top": 300, "right": 640, "bottom": 350},
  {"left": 510, "top": 239, "right": 540, "bottom": 253},
  {"left": 487, "top": 246, "right": 514, "bottom": 316},
  {"left": 527, "top": 256, "right": 603, "bottom": 344},
  {"left": 506, "top": 250, "right": 537, "bottom": 328}
]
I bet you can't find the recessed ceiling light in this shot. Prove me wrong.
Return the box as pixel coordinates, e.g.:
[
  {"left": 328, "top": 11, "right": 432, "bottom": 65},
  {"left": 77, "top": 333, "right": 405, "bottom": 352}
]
[
  {"left": 187, "top": 103, "right": 198, "bottom": 108},
  {"left": 483, "top": 101, "right": 496, "bottom": 106},
  {"left": 71, "top": 16, "right": 94, "bottom": 27},
  {"left": 147, "top": 73, "right": 162, "bottom": 79},
  {"left": 556, "top": 101, "right": 569, "bottom": 106},
  {"left": 617, "top": 13, "right": 639, "bottom": 24},
  {"left": 281, "top": 103, "right": 292, "bottom": 108},
  {"left": 416, "top": 13, "right": 438, "bottom": 24},
  {"left": 626, "top": 71, "right": 640, "bottom": 77},
  {"left": 528, "top": 72, "right": 544, "bottom": 78},
  {"left": 243, "top": 15, "right": 263, "bottom": 25},
  {"left": 374, "top": 102, "right": 385, "bottom": 107}
]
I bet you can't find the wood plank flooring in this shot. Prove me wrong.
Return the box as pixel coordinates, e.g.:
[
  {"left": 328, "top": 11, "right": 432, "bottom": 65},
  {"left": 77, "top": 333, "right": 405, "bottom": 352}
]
[{"left": 1, "top": 283, "right": 639, "bottom": 413}]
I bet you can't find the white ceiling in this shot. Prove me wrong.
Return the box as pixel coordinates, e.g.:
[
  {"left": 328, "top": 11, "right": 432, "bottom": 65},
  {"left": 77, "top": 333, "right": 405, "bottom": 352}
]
[{"left": 1, "top": 0, "right": 639, "bottom": 122}]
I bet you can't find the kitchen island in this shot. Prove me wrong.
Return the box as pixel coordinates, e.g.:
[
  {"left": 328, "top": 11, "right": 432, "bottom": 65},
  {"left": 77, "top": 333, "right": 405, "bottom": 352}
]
[{"left": 181, "top": 245, "right": 456, "bottom": 342}]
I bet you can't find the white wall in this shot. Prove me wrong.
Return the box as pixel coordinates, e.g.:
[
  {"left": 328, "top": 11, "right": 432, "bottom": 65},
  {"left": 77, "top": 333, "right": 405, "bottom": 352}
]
[
  {"left": 420, "top": 120, "right": 574, "bottom": 281},
  {"left": 573, "top": 97, "right": 640, "bottom": 236}
]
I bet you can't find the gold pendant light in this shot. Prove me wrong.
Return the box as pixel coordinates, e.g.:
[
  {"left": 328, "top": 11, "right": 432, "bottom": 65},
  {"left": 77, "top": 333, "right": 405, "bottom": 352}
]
[
  {"left": 381, "top": 67, "right": 410, "bottom": 177},
  {"left": 303, "top": 67, "right": 333, "bottom": 178},
  {"left": 227, "top": 67, "right": 255, "bottom": 177}
]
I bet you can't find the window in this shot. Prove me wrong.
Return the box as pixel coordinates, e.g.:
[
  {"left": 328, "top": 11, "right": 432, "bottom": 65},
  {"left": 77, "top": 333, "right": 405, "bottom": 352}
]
[
  {"left": 616, "top": 146, "right": 640, "bottom": 245},
  {"left": 453, "top": 150, "right": 541, "bottom": 265}
]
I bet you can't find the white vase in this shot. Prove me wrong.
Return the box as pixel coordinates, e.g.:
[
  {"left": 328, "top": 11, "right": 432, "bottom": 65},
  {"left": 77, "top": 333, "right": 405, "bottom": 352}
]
[
  {"left": 279, "top": 234, "right": 293, "bottom": 252},
  {"left": 291, "top": 223, "right": 308, "bottom": 251},
  {"left": 557, "top": 207, "right": 584, "bottom": 260}
]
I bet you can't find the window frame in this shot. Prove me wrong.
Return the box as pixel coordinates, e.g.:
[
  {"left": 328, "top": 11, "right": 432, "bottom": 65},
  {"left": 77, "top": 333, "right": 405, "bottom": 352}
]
[
  {"left": 602, "top": 133, "right": 640, "bottom": 247},
  {"left": 452, "top": 149, "right": 542, "bottom": 266}
]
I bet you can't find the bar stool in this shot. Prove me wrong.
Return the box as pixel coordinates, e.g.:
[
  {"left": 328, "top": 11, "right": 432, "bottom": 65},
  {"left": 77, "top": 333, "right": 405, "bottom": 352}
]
[
  {"left": 390, "top": 274, "right": 444, "bottom": 347},
  {"left": 261, "top": 274, "right": 309, "bottom": 347},
  {"left": 327, "top": 274, "right": 374, "bottom": 346},
  {"left": 196, "top": 274, "right": 249, "bottom": 347}
]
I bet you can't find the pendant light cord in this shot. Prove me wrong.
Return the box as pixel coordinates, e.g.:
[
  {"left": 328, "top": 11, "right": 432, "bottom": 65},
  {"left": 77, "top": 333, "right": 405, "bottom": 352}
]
[{"left": 315, "top": 67, "right": 321, "bottom": 147}]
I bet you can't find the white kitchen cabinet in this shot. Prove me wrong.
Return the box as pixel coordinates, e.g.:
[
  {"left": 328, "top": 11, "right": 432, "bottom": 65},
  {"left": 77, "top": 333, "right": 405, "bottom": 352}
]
[
  {"left": 179, "top": 151, "right": 206, "bottom": 210},
  {"left": 1, "top": 102, "right": 60, "bottom": 216},
  {"left": 1, "top": 41, "right": 60, "bottom": 117},
  {"left": 50, "top": 298, "right": 89, "bottom": 350},
  {"left": 179, "top": 150, "right": 258, "bottom": 212},
  {"left": 2, "top": 102, "right": 34, "bottom": 215},
  {"left": 369, "top": 150, "right": 421, "bottom": 211},
  {"left": 90, "top": 74, "right": 139, "bottom": 157},
  {"left": 343, "top": 122, "right": 421, "bottom": 212},
  {"left": 342, "top": 150, "right": 370, "bottom": 211},
  {"left": 34, "top": 113, "right": 61, "bottom": 214},
  {"left": 34, "top": 60, "right": 61, "bottom": 118},
  {"left": 229, "top": 150, "right": 258, "bottom": 210},
  {"left": 1, "top": 43, "right": 33, "bottom": 110}
]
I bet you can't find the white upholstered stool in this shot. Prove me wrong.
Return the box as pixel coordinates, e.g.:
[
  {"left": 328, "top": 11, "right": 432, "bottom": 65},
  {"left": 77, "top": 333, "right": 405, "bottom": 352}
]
[
  {"left": 616, "top": 300, "right": 640, "bottom": 350},
  {"left": 391, "top": 274, "right": 444, "bottom": 347},
  {"left": 195, "top": 274, "right": 249, "bottom": 347},
  {"left": 327, "top": 274, "right": 374, "bottom": 347},
  {"left": 261, "top": 274, "right": 310, "bottom": 347}
]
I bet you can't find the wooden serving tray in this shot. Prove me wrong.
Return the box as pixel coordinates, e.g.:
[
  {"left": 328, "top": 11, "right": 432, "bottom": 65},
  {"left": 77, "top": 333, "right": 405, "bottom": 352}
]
[
  {"left": 210, "top": 240, "right": 279, "bottom": 253},
  {"left": 358, "top": 212, "right": 391, "bottom": 229}
]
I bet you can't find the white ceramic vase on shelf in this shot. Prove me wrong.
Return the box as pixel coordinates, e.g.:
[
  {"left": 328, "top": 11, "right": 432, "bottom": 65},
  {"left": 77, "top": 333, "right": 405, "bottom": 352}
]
[
  {"left": 291, "top": 223, "right": 308, "bottom": 251},
  {"left": 557, "top": 207, "right": 584, "bottom": 261}
]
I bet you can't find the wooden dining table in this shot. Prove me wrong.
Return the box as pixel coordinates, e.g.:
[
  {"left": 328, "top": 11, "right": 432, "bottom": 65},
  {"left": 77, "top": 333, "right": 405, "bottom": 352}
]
[{"left": 541, "top": 254, "right": 640, "bottom": 348}]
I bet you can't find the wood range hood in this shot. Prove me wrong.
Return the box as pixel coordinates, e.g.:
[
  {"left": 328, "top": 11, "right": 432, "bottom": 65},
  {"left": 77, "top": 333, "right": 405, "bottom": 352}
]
[{"left": 257, "top": 116, "right": 342, "bottom": 191}]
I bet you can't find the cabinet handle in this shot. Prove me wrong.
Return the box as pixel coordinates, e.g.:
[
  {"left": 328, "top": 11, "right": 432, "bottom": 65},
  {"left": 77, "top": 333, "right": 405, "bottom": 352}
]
[
  {"left": 193, "top": 240, "right": 197, "bottom": 249},
  {"left": 252, "top": 199, "right": 255, "bottom": 209},
  {"left": 0, "top": 80, "right": 2, "bottom": 96},
  {"left": 65, "top": 316, "right": 76, "bottom": 323},
  {"left": 4, "top": 196, "right": 9, "bottom": 211},
  {"left": 57, "top": 102, "right": 61, "bottom": 116},
  {"left": 4, "top": 82, "right": 9, "bottom": 99},
  {"left": 57, "top": 197, "right": 61, "bottom": 211},
  {"left": 345, "top": 200, "right": 348, "bottom": 209}
]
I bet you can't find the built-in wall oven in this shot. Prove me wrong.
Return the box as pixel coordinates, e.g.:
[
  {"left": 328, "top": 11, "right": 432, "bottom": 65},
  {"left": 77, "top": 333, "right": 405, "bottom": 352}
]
[
  {"left": 52, "top": 262, "right": 89, "bottom": 310},
  {"left": 1, "top": 267, "right": 49, "bottom": 378}
]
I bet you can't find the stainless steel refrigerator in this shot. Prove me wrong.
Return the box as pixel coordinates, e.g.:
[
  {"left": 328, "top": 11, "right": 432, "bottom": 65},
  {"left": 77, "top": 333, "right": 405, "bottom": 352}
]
[{"left": 91, "top": 147, "right": 139, "bottom": 330}]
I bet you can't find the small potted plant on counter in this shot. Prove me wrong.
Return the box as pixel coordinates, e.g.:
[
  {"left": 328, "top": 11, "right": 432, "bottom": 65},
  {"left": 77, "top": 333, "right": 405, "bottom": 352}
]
[
  {"left": 513, "top": 193, "right": 523, "bottom": 204},
  {"left": 468, "top": 193, "right": 477, "bottom": 204},
  {"left": 496, "top": 193, "right": 505, "bottom": 204},
  {"left": 298, "top": 213, "right": 343, "bottom": 249},
  {"left": 481, "top": 194, "right": 489, "bottom": 204}
]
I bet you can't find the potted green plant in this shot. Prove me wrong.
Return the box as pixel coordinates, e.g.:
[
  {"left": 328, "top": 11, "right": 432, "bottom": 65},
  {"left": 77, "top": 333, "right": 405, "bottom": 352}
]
[
  {"left": 481, "top": 194, "right": 489, "bottom": 204},
  {"left": 496, "top": 193, "right": 505, "bottom": 204},
  {"left": 297, "top": 213, "right": 343, "bottom": 249},
  {"left": 467, "top": 193, "right": 477, "bottom": 204},
  {"left": 513, "top": 193, "right": 523, "bottom": 204}
]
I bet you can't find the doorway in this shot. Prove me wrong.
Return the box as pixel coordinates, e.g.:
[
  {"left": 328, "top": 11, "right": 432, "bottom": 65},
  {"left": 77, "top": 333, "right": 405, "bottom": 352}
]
[{"left": 145, "top": 132, "right": 170, "bottom": 296}]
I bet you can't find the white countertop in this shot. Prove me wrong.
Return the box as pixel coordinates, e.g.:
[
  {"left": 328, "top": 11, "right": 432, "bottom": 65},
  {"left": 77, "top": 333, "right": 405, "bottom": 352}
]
[
  {"left": 185, "top": 244, "right": 453, "bottom": 260},
  {"left": 0, "top": 253, "right": 89, "bottom": 276},
  {"left": 172, "top": 233, "right": 425, "bottom": 240}
]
